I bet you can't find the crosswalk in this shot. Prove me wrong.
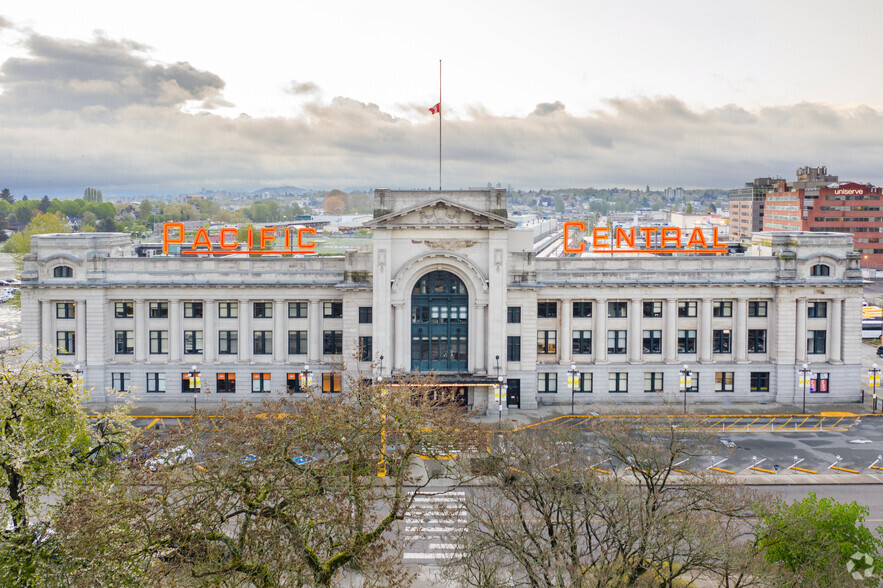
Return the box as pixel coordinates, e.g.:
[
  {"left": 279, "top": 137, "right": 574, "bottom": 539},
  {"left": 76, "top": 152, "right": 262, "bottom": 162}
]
[{"left": 402, "top": 491, "right": 466, "bottom": 561}]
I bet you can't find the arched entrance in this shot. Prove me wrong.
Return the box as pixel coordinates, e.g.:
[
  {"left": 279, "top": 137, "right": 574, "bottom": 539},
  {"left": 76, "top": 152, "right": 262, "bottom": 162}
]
[{"left": 411, "top": 270, "right": 468, "bottom": 372}]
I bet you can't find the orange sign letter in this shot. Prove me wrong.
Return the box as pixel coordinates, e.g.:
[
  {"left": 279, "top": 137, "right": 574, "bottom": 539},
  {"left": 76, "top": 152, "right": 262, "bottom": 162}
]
[
  {"left": 162, "top": 222, "right": 185, "bottom": 255},
  {"left": 563, "top": 221, "right": 586, "bottom": 254}
]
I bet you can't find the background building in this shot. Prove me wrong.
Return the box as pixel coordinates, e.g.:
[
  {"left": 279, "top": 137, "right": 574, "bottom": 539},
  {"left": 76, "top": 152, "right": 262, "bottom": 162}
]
[
  {"left": 22, "top": 189, "right": 863, "bottom": 412},
  {"left": 728, "top": 177, "right": 779, "bottom": 241}
]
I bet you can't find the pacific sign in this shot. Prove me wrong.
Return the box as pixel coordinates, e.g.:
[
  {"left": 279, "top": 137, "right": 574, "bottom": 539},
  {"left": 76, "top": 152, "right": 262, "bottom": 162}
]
[
  {"left": 162, "top": 223, "right": 317, "bottom": 255},
  {"left": 562, "top": 222, "right": 727, "bottom": 254}
]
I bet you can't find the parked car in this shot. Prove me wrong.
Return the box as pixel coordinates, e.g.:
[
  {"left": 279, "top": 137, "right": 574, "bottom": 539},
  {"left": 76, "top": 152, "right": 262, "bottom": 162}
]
[{"left": 877, "top": 345, "right": 883, "bottom": 357}]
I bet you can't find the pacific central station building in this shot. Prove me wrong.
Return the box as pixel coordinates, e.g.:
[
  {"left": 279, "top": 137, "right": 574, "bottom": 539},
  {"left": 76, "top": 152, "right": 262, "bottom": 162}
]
[{"left": 22, "top": 188, "right": 863, "bottom": 412}]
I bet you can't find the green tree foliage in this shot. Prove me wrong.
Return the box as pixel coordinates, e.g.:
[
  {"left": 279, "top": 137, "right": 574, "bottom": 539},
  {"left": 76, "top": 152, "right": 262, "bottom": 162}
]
[
  {"left": 2, "top": 212, "right": 70, "bottom": 268},
  {"left": 0, "top": 351, "right": 132, "bottom": 585},
  {"left": 757, "top": 492, "right": 883, "bottom": 586},
  {"left": 13, "top": 206, "right": 32, "bottom": 225},
  {"left": 685, "top": 202, "right": 694, "bottom": 214},
  {"left": 0, "top": 189, "right": 12, "bottom": 204},
  {"left": 83, "top": 187, "right": 103, "bottom": 203},
  {"left": 38, "top": 196, "right": 50, "bottom": 213}
]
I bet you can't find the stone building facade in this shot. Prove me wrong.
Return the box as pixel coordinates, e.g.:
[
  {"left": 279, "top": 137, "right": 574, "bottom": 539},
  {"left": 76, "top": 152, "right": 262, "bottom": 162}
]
[{"left": 22, "top": 189, "right": 864, "bottom": 412}]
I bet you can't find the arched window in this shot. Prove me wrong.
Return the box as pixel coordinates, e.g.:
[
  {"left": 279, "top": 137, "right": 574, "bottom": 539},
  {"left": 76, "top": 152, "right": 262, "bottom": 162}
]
[
  {"left": 411, "top": 270, "right": 468, "bottom": 372},
  {"left": 53, "top": 265, "right": 73, "bottom": 278},
  {"left": 810, "top": 264, "right": 830, "bottom": 277}
]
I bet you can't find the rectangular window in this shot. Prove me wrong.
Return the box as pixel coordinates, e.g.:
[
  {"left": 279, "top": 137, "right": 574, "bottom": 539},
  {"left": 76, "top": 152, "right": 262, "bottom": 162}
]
[
  {"left": 288, "top": 330, "right": 308, "bottom": 355},
  {"left": 289, "top": 302, "right": 308, "bottom": 318},
  {"left": 217, "top": 373, "right": 236, "bottom": 393},
  {"left": 146, "top": 372, "right": 165, "bottom": 394},
  {"left": 644, "top": 372, "right": 663, "bottom": 393},
  {"left": 322, "top": 373, "right": 342, "bottom": 393},
  {"left": 111, "top": 372, "right": 130, "bottom": 392},
  {"left": 537, "top": 330, "right": 557, "bottom": 354},
  {"left": 713, "top": 300, "right": 733, "bottom": 317},
  {"left": 712, "top": 329, "right": 732, "bottom": 353},
  {"left": 642, "top": 330, "right": 662, "bottom": 354},
  {"left": 253, "top": 302, "right": 272, "bottom": 319},
  {"left": 747, "top": 329, "right": 767, "bottom": 353},
  {"left": 114, "top": 330, "right": 134, "bottom": 354},
  {"left": 507, "top": 306, "right": 522, "bottom": 323},
  {"left": 251, "top": 373, "right": 271, "bottom": 393},
  {"left": 607, "top": 330, "right": 627, "bottom": 354},
  {"left": 114, "top": 301, "right": 134, "bottom": 318},
  {"left": 358, "top": 307, "right": 373, "bottom": 324},
  {"left": 253, "top": 331, "right": 273, "bottom": 355},
  {"left": 286, "top": 373, "right": 303, "bottom": 394},
  {"left": 507, "top": 336, "right": 521, "bottom": 361},
  {"left": 181, "top": 371, "right": 201, "bottom": 393},
  {"left": 323, "top": 301, "right": 343, "bottom": 318},
  {"left": 56, "top": 302, "right": 75, "bottom": 319},
  {"left": 572, "top": 330, "right": 593, "bottom": 355},
  {"left": 219, "top": 301, "right": 238, "bottom": 318},
  {"left": 359, "top": 336, "right": 373, "bottom": 361},
  {"left": 573, "top": 301, "right": 593, "bottom": 318},
  {"left": 608, "top": 301, "right": 628, "bottom": 318},
  {"left": 537, "top": 301, "right": 557, "bottom": 318},
  {"left": 149, "top": 330, "right": 168, "bottom": 354},
  {"left": 715, "top": 371, "right": 734, "bottom": 392},
  {"left": 609, "top": 372, "right": 628, "bottom": 393},
  {"left": 575, "top": 372, "right": 592, "bottom": 393},
  {"left": 218, "top": 330, "right": 238, "bottom": 355},
  {"left": 323, "top": 330, "right": 343, "bottom": 355},
  {"left": 642, "top": 301, "right": 662, "bottom": 318},
  {"left": 677, "top": 330, "right": 697, "bottom": 353},
  {"left": 183, "top": 302, "right": 203, "bottom": 318},
  {"left": 537, "top": 373, "right": 557, "bottom": 393},
  {"left": 750, "top": 372, "right": 770, "bottom": 392},
  {"left": 748, "top": 300, "right": 767, "bottom": 317},
  {"left": 183, "top": 330, "right": 204, "bottom": 355},
  {"left": 678, "top": 300, "right": 697, "bottom": 317},
  {"left": 148, "top": 301, "right": 168, "bottom": 319},
  {"left": 682, "top": 371, "right": 699, "bottom": 393},
  {"left": 810, "top": 373, "right": 830, "bottom": 394},
  {"left": 807, "top": 301, "right": 827, "bottom": 318},
  {"left": 807, "top": 330, "right": 827, "bottom": 354}
]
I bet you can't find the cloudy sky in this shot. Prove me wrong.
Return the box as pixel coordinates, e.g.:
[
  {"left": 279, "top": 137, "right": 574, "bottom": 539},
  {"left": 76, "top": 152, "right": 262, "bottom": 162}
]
[{"left": 1, "top": 0, "right": 882, "bottom": 196}]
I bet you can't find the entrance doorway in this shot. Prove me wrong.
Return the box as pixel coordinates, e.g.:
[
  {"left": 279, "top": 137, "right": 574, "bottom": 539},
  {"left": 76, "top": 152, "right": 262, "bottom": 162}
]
[
  {"left": 411, "top": 270, "right": 468, "bottom": 372},
  {"left": 507, "top": 378, "right": 521, "bottom": 408}
]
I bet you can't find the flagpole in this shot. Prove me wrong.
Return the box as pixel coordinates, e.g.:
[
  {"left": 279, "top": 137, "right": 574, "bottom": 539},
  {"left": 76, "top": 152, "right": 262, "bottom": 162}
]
[{"left": 439, "top": 59, "right": 442, "bottom": 190}]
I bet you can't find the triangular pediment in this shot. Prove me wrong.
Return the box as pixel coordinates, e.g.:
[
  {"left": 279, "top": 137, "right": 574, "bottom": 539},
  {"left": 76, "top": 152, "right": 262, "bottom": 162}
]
[{"left": 365, "top": 198, "right": 516, "bottom": 229}]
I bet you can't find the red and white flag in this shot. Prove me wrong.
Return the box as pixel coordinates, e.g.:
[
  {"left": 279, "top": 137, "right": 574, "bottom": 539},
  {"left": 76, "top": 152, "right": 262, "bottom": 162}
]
[{"left": 429, "top": 102, "right": 441, "bottom": 115}]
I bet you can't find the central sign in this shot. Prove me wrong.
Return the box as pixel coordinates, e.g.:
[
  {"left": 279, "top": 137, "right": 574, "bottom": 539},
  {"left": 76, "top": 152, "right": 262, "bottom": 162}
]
[{"left": 562, "top": 222, "right": 727, "bottom": 254}]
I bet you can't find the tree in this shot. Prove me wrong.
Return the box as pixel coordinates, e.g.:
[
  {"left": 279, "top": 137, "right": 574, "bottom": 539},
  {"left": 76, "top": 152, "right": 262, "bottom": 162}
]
[
  {"left": 0, "top": 189, "right": 13, "bottom": 204},
  {"left": 54, "top": 377, "right": 482, "bottom": 587},
  {"left": 83, "top": 187, "right": 103, "bottom": 203},
  {"left": 685, "top": 202, "right": 694, "bottom": 214},
  {"left": 447, "top": 418, "right": 767, "bottom": 587},
  {"left": 0, "top": 350, "right": 132, "bottom": 585},
  {"left": 37, "top": 196, "right": 50, "bottom": 213},
  {"left": 1, "top": 212, "right": 70, "bottom": 268},
  {"left": 757, "top": 492, "right": 883, "bottom": 586},
  {"left": 323, "top": 194, "right": 346, "bottom": 214}
]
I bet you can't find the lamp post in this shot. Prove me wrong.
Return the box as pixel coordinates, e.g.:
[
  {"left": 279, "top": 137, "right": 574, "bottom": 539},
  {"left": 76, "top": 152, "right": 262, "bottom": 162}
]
[
  {"left": 498, "top": 375, "right": 505, "bottom": 422},
  {"left": 871, "top": 363, "right": 881, "bottom": 412},
  {"left": 190, "top": 364, "right": 200, "bottom": 412},
  {"left": 74, "top": 364, "right": 82, "bottom": 381},
  {"left": 568, "top": 363, "right": 578, "bottom": 415},
  {"left": 799, "top": 363, "right": 811, "bottom": 414},
  {"left": 681, "top": 364, "right": 690, "bottom": 414},
  {"left": 378, "top": 355, "right": 384, "bottom": 376}
]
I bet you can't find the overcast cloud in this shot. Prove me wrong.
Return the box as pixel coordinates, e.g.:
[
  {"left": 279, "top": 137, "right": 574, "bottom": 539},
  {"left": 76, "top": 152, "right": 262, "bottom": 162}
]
[{"left": 1, "top": 29, "right": 882, "bottom": 196}]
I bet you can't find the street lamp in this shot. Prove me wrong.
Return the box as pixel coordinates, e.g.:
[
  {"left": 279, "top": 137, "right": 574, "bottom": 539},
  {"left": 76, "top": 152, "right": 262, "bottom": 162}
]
[
  {"left": 871, "top": 363, "right": 881, "bottom": 412},
  {"left": 378, "top": 355, "right": 384, "bottom": 376},
  {"left": 498, "top": 375, "right": 505, "bottom": 422},
  {"left": 568, "top": 363, "right": 578, "bottom": 415},
  {"left": 190, "top": 364, "right": 200, "bottom": 412},
  {"left": 799, "top": 363, "right": 811, "bottom": 414},
  {"left": 681, "top": 364, "right": 690, "bottom": 414}
]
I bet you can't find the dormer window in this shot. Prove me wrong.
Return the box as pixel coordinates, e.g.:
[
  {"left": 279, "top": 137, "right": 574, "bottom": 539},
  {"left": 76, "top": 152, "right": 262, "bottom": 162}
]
[
  {"left": 810, "top": 264, "right": 830, "bottom": 277},
  {"left": 53, "top": 266, "right": 73, "bottom": 278}
]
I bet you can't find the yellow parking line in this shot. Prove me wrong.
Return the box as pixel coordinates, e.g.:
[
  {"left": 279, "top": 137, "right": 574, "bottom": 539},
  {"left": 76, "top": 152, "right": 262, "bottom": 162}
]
[
  {"left": 749, "top": 466, "right": 776, "bottom": 474},
  {"left": 870, "top": 465, "right": 883, "bottom": 471},
  {"left": 590, "top": 467, "right": 612, "bottom": 474},
  {"left": 673, "top": 468, "right": 692, "bottom": 474},
  {"left": 143, "top": 418, "right": 160, "bottom": 430},
  {"left": 709, "top": 466, "right": 735, "bottom": 474},
  {"left": 830, "top": 466, "right": 860, "bottom": 473},
  {"left": 790, "top": 466, "right": 818, "bottom": 474}
]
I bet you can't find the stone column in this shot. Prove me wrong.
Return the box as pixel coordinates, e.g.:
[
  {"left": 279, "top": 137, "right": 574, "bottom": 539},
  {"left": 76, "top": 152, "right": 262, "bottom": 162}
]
[
  {"left": 76, "top": 299, "right": 86, "bottom": 364},
  {"left": 308, "top": 300, "right": 320, "bottom": 363},
  {"left": 40, "top": 301, "right": 52, "bottom": 360},
  {"left": 393, "top": 303, "right": 405, "bottom": 371},
  {"left": 560, "top": 298, "right": 572, "bottom": 364},
  {"left": 135, "top": 300, "right": 146, "bottom": 361},
  {"left": 795, "top": 298, "right": 807, "bottom": 362},
  {"left": 594, "top": 297, "right": 607, "bottom": 363},
  {"left": 169, "top": 300, "right": 181, "bottom": 362},
  {"left": 734, "top": 297, "right": 747, "bottom": 363},
  {"left": 474, "top": 304, "right": 487, "bottom": 373},
  {"left": 699, "top": 298, "right": 712, "bottom": 363},
  {"left": 239, "top": 298, "right": 252, "bottom": 362},
  {"left": 664, "top": 299, "right": 677, "bottom": 363},
  {"left": 830, "top": 297, "right": 842, "bottom": 363},
  {"left": 273, "top": 298, "right": 285, "bottom": 362},
  {"left": 204, "top": 299, "right": 216, "bottom": 363},
  {"left": 629, "top": 298, "right": 642, "bottom": 363}
]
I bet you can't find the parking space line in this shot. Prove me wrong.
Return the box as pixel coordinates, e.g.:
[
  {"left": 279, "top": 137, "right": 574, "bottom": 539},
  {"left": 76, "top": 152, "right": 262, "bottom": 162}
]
[
  {"left": 709, "top": 466, "right": 735, "bottom": 474},
  {"left": 749, "top": 466, "right": 776, "bottom": 474},
  {"left": 830, "top": 465, "right": 860, "bottom": 473},
  {"left": 790, "top": 466, "right": 818, "bottom": 473}
]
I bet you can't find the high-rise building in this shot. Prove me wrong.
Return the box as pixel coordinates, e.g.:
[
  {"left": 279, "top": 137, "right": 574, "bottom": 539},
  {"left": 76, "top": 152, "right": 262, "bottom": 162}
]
[{"left": 728, "top": 177, "right": 780, "bottom": 241}]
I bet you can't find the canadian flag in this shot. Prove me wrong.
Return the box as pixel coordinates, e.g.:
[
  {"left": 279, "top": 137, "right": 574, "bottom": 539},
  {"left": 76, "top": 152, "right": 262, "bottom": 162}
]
[{"left": 429, "top": 102, "right": 441, "bottom": 115}]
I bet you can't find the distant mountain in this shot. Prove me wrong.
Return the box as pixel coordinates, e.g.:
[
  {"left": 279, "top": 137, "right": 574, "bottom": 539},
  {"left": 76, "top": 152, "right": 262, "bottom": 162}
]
[{"left": 251, "top": 186, "right": 312, "bottom": 197}]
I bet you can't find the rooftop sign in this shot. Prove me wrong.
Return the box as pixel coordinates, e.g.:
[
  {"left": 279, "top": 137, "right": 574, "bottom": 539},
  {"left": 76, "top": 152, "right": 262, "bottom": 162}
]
[
  {"left": 563, "top": 222, "right": 727, "bottom": 254},
  {"left": 162, "top": 223, "right": 317, "bottom": 255}
]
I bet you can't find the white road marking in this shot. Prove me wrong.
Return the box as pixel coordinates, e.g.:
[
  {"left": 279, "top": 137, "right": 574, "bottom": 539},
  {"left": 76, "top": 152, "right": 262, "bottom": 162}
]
[{"left": 403, "top": 552, "right": 463, "bottom": 560}]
